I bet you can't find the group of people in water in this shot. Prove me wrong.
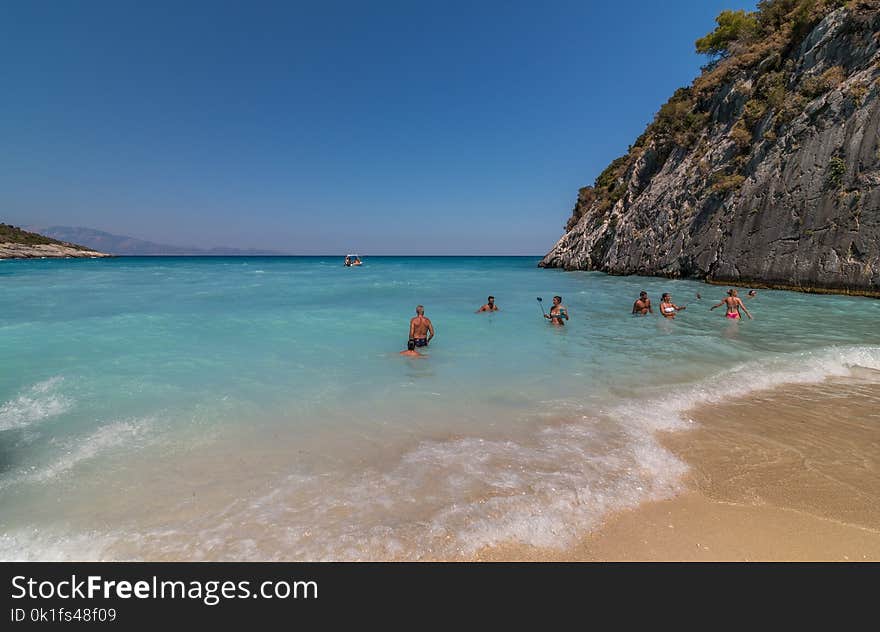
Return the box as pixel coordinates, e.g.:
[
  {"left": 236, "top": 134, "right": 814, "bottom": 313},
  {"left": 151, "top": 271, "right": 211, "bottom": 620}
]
[
  {"left": 343, "top": 255, "right": 363, "bottom": 267},
  {"left": 632, "top": 288, "right": 755, "bottom": 319},
  {"left": 401, "top": 288, "right": 754, "bottom": 355}
]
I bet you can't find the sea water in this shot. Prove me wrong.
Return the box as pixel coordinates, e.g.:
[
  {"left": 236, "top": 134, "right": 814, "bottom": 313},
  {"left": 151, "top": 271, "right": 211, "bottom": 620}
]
[{"left": 2, "top": 256, "right": 879, "bottom": 560}]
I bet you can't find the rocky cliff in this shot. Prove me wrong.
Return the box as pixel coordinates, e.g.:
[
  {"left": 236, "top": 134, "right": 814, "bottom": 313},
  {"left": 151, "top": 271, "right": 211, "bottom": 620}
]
[
  {"left": 0, "top": 223, "right": 110, "bottom": 259},
  {"left": 541, "top": 1, "right": 880, "bottom": 297}
]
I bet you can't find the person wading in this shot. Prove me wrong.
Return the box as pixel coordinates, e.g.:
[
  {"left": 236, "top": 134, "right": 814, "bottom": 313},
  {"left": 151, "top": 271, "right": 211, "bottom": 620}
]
[
  {"left": 545, "top": 296, "right": 569, "bottom": 326},
  {"left": 711, "top": 289, "right": 753, "bottom": 320},
  {"left": 632, "top": 291, "right": 652, "bottom": 315},
  {"left": 409, "top": 305, "right": 435, "bottom": 347},
  {"left": 477, "top": 295, "right": 499, "bottom": 313}
]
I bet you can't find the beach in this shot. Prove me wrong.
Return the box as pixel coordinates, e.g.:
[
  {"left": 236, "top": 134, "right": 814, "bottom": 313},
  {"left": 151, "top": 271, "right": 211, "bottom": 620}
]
[
  {"left": 2, "top": 256, "right": 879, "bottom": 561},
  {"left": 477, "top": 376, "right": 880, "bottom": 561}
]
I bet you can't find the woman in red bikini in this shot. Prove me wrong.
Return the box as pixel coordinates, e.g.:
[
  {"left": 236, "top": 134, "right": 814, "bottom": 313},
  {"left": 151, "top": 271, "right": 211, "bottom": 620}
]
[{"left": 710, "top": 289, "right": 752, "bottom": 320}]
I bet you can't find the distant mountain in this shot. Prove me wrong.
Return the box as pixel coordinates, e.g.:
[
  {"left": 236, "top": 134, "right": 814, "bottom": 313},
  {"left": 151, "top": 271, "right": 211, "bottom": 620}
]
[{"left": 33, "top": 226, "right": 286, "bottom": 256}]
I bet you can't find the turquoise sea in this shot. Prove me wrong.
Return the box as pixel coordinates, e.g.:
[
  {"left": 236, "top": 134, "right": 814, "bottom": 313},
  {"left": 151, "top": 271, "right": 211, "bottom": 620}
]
[{"left": 2, "top": 256, "right": 879, "bottom": 560}]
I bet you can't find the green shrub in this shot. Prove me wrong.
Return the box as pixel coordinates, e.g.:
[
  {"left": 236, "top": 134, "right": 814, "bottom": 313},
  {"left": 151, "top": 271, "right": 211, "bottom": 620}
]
[
  {"left": 711, "top": 173, "right": 747, "bottom": 193},
  {"left": 742, "top": 98, "right": 770, "bottom": 128},
  {"left": 648, "top": 88, "right": 709, "bottom": 148},
  {"left": 729, "top": 121, "right": 753, "bottom": 149},
  {"left": 565, "top": 187, "right": 598, "bottom": 231},
  {"left": 801, "top": 66, "right": 847, "bottom": 97},
  {"left": 825, "top": 156, "right": 847, "bottom": 189},
  {"left": 848, "top": 83, "right": 868, "bottom": 106},
  {"left": 594, "top": 156, "right": 629, "bottom": 190},
  {"left": 696, "top": 10, "right": 760, "bottom": 57},
  {"left": 756, "top": 0, "right": 800, "bottom": 32},
  {"left": 775, "top": 92, "right": 807, "bottom": 124},
  {"left": 757, "top": 71, "right": 788, "bottom": 108}
]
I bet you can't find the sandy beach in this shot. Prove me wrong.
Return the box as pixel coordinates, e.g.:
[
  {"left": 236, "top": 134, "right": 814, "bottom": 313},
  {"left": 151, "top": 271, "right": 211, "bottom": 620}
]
[{"left": 477, "top": 375, "right": 880, "bottom": 561}]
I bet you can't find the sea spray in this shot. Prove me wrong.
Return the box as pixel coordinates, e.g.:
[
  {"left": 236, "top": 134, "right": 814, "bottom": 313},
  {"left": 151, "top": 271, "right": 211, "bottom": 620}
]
[{"left": 0, "top": 377, "right": 71, "bottom": 432}]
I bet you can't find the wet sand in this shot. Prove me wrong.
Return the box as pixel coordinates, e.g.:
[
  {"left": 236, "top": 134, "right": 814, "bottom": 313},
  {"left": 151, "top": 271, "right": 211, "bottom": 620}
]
[{"left": 476, "top": 375, "right": 880, "bottom": 561}]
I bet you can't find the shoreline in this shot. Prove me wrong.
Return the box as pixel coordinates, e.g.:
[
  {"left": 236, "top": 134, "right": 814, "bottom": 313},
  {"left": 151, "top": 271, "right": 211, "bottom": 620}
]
[
  {"left": 475, "top": 376, "right": 880, "bottom": 561},
  {"left": 537, "top": 264, "right": 880, "bottom": 299}
]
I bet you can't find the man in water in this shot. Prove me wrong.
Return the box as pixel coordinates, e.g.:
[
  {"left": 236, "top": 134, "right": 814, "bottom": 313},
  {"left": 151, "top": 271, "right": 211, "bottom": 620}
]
[
  {"left": 477, "top": 295, "right": 499, "bottom": 312},
  {"left": 659, "top": 293, "right": 686, "bottom": 319},
  {"left": 399, "top": 339, "right": 421, "bottom": 357},
  {"left": 747, "top": 290, "right": 757, "bottom": 298},
  {"left": 409, "top": 305, "right": 435, "bottom": 347},
  {"left": 711, "top": 289, "right": 753, "bottom": 320},
  {"left": 632, "top": 291, "right": 653, "bottom": 315},
  {"left": 545, "top": 295, "right": 569, "bottom": 326}
]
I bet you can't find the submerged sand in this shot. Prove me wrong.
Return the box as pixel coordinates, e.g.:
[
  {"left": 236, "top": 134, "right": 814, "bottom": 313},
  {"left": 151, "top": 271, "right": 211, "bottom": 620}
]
[{"left": 476, "top": 375, "right": 880, "bottom": 561}]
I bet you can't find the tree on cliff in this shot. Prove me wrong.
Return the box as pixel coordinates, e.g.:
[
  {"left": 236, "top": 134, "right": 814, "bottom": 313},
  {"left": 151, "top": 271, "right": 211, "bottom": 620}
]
[{"left": 695, "top": 10, "right": 759, "bottom": 57}]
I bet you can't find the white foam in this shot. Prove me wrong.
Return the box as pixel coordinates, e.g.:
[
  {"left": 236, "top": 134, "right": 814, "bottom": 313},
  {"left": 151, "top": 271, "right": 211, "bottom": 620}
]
[
  {"left": 0, "top": 377, "right": 71, "bottom": 432},
  {"left": 614, "top": 344, "right": 880, "bottom": 434},
  {"left": 1, "top": 417, "right": 155, "bottom": 493},
  {"left": 69, "top": 421, "right": 684, "bottom": 561},
  {"left": 6, "top": 345, "right": 879, "bottom": 561},
  {"left": 35, "top": 418, "right": 154, "bottom": 482}
]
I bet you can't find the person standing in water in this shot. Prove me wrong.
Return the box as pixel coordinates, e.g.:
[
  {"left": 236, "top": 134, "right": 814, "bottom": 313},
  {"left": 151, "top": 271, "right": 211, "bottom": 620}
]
[
  {"left": 409, "top": 305, "right": 435, "bottom": 347},
  {"left": 632, "top": 291, "right": 653, "bottom": 315},
  {"left": 476, "top": 295, "right": 499, "bottom": 312},
  {"left": 711, "top": 289, "right": 752, "bottom": 320},
  {"left": 545, "top": 295, "right": 569, "bottom": 326},
  {"left": 659, "top": 293, "right": 686, "bottom": 319}
]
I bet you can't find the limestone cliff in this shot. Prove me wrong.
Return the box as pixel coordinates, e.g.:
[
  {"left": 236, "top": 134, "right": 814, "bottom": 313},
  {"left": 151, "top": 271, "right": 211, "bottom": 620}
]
[{"left": 541, "top": 1, "right": 880, "bottom": 296}]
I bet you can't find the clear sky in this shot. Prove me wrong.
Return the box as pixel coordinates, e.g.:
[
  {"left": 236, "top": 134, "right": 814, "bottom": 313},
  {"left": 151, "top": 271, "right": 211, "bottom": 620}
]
[{"left": 1, "top": 0, "right": 756, "bottom": 254}]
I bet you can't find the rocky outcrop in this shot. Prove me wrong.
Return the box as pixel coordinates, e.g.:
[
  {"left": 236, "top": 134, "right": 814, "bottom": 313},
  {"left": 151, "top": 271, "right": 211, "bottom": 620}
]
[
  {"left": 0, "top": 223, "right": 110, "bottom": 258},
  {"left": 542, "top": 3, "right": 880, "bottom": 297},
  {"left": 0, "top": 243, "right": 111, "bottom": 258}
]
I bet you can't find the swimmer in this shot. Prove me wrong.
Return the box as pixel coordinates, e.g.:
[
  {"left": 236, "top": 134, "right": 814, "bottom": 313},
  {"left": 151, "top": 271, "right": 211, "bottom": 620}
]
[
  {"left": 711, "top": 289, "right": 753, "bottom": 320},
  {"left": 409, "top": 305, "right": 435, "bottom": 347},
  {"left": 747, "top": 290, "right": 757, "bottom": 298},
  {"left": 659, "top": 293, "right": 686, "bottom": 319},
  {"left": 545, "top": 295, "right": 569, "bottom": 326},
  {"left": 477, "top": 295, "right": 499, "bottom": 312},
  {"left": 632, "top": 291, "right": 653, "bottom": 315}
]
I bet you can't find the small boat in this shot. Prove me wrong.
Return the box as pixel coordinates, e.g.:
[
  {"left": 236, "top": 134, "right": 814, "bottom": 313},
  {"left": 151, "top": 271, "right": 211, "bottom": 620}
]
[{"left": 344, "top": 253, "right": 363, "bottom": 267}]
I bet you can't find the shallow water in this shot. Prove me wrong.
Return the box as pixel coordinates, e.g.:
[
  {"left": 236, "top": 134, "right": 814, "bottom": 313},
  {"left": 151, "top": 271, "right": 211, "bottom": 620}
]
[{"left": 1, "top": 256, "right": 879, "bottom": 559}]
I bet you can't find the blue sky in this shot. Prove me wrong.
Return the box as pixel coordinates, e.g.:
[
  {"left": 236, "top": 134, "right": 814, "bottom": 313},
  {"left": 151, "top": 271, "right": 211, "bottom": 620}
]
[{"left": 1, "top": 0, "right": 756, "bottom": 254}]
